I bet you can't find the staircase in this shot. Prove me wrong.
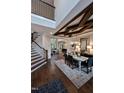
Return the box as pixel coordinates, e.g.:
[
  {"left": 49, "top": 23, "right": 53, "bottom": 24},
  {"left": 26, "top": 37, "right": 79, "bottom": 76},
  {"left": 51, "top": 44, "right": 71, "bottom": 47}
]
[{"left": 31, "top": 41, "right": 48, "bottom": 73}]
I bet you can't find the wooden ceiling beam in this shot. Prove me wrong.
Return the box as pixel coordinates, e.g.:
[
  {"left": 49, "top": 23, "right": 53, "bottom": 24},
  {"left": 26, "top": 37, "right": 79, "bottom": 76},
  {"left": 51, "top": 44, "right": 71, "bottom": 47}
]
[
  {"left": 64, "top": 24, "right": 79, "bottom": 35},
  {"left": 64, "top": 19, "right": 93, "bottom": 35},
  {"left": 55, "top": 23, "right": 79, "bottom": 35},
  {"left": 84, "top": 19, "right": 93, "bottom": 26},
  {"left": 54, "top": 31, "right": 65, "bottom": 35},
  {"left": 54, "top": 2, "right": 93, "bottom": 35},
  {"left": 66, "top": 23, "right": 79, "bottom": 30},
  {"left": 55, "top": 24, "right": 93, "bottom": 37},
  {"left": 79, "top": 4, "right": 93, "bottom": 27},
  {"left": 56, "top": 19, "right": 93, "bottom": 35},
  {"left": 66, "top": 26, "right": 92, "bottom": 35},
  {"left": 66, "top": 22, "right": 93, "bottom": 35}
]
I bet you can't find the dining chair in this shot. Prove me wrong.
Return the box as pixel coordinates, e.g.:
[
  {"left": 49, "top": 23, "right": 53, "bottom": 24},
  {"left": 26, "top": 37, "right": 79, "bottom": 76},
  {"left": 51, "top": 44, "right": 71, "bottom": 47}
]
[
  {"left": 67, "top": 55, "right": 74, "bottom": 68},
  {"left": 73, "top": 58, "right": 79, "bottom": 68},
  {"left": 81, "top": 57, "right": 93, "bottom": 74},
  {"left": 64, "top": 53, "right": 68, "bottom": 64},
  {"left": 68, "top": 55, "right": 79, "bottom": 69}
]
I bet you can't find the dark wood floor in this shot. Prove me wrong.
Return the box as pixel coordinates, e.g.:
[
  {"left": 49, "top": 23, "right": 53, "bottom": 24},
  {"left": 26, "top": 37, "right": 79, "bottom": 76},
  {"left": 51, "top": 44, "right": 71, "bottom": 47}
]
[{"left": 31, "top": 55, "right": 93, "bottom": 93}]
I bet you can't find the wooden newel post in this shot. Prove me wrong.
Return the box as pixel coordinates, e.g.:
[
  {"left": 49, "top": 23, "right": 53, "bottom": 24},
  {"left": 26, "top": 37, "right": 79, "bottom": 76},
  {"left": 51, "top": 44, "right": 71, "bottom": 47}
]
[{"left": 46, "top": 50, "right": 48, "bottom": 61}]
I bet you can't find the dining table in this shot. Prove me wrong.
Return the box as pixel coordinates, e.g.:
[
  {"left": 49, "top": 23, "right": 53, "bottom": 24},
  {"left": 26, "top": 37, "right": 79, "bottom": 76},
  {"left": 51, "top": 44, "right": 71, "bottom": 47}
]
[{"left": 72, "top": 55, "right": 88, "bottom": 72}]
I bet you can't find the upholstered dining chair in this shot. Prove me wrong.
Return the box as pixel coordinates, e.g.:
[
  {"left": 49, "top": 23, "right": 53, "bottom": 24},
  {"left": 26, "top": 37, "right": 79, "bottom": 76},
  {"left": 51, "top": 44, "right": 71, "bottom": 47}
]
[
  {"left": 64, "top": 53, "right": 68, "bottom": 64},
  {"left": 68, "top": 55, "right": 79, "bottom": 69},
  {"left": 81, "top": 57, "right": 93, "bottom": 74}
]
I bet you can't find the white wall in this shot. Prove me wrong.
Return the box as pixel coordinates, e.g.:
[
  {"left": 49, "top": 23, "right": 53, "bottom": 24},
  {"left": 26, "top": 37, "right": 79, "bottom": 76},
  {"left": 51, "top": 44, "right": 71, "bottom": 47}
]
[
  {"left": 42, "top": 33, "right": 51, "bottom": 59},
  {"left": 32, "top": 30, "right": 51, "bottom": 59},
  {"left": 54, "top": 0, "right": 80, "bottom": 26},
  {"left": 56, "top": 31, "right": 93, "bottom": 54}
]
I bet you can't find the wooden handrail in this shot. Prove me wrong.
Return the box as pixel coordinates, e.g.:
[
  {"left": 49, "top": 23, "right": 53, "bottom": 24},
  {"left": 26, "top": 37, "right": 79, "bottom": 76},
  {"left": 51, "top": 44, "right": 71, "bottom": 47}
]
[
  {"left": 33, "top": 41, "right": 48, "bottom": 61},
  {"left": 33, "top": 40, "right": 46, "bottom": 51}
]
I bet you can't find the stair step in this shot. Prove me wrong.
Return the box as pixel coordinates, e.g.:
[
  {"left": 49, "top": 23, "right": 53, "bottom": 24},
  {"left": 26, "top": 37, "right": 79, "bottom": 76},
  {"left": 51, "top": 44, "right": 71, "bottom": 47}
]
[
  {"left": 31, "top": 44, "right": 47, "bottom": 72},
  {"left": 31, "top": 53, "right": 40, "bottom": 56},
  {"left": 31, "top": 53, "right": 38, "bottom": 56},
  {"left": 31, "top": 57, "right": 43, "bottom": 64},
  {"left": 31, "top": 58, "right": 45, "bottom": 65},
  {"left": 31, "top": 55, "right": 41, "bottom": 59},
  {"left": 31, "top": 48, "right": 36, "bottom": 50},
  {"left": 31, "top": 52, "right": 38, "bottom": 54},
  {"left": 31, "top": 56, "right": 42, "bottom": 61},
  {"left": 31, "top": 50, "right": 37, "bottom": 52},
  {"left": 31, "top": 59, "right": 46, "bottom": 70},
  {"left": 31, "top": 61, "right": 47, "bottom": 73},
  {"left": 31, "top": 51, "right": 37, "bottom": 53},
  {"left": 31, "top": 54, "right": 40, "bottom": 57},
  {"left": 31, "top": 55, "right": 42, "bottom": 60}
]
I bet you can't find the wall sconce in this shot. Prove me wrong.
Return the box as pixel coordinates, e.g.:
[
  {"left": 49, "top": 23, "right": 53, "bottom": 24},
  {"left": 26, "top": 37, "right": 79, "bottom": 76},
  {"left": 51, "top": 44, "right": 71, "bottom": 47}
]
[
  {"left": 87, "top": 45, "right": 92, "bottom": 49},
  {"left": 75, "top": 45, "right": 80, "bottom": 52}
]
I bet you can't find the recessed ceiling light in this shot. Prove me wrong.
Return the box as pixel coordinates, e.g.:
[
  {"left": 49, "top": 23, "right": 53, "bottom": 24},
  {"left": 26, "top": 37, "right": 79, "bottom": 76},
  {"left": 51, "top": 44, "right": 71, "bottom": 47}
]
[{"left": 50, "top": 32, "right": 53, "bottom": 35}]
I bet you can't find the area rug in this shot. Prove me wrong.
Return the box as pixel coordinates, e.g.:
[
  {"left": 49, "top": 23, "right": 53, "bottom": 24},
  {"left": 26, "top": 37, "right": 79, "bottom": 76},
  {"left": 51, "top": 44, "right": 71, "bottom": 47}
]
[
  {"left": 54, "top": 59, "right": 93, "bottom": 89},
  {"left": 32, "top": 79, "right": 68, "bottom": 93}
]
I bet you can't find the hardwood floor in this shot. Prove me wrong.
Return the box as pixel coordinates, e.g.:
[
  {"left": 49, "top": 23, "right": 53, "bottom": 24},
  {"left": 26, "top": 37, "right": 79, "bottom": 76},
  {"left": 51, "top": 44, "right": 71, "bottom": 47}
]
[{"left": 31, "top": 55, "right": 93, "bottom": 93}]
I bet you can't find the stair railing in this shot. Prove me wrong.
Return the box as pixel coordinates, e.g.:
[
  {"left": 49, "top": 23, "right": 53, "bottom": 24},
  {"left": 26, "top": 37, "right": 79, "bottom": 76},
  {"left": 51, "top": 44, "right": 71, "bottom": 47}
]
[
  {"left": 31, "top": 0, "right": 55, "bottom": 20},
  {"left": 32, "top": 40, "right": 48, "bottom": 62}
]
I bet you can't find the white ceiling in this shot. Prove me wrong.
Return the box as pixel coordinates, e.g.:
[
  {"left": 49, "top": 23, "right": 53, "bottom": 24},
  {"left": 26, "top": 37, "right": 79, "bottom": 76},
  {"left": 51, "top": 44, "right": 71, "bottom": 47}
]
[
  {"left": 57, "top": 30, "right": 93, "bottom": 41},
  {"left": 67, "top": 14, "right": 84, "bottom": 27}
]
